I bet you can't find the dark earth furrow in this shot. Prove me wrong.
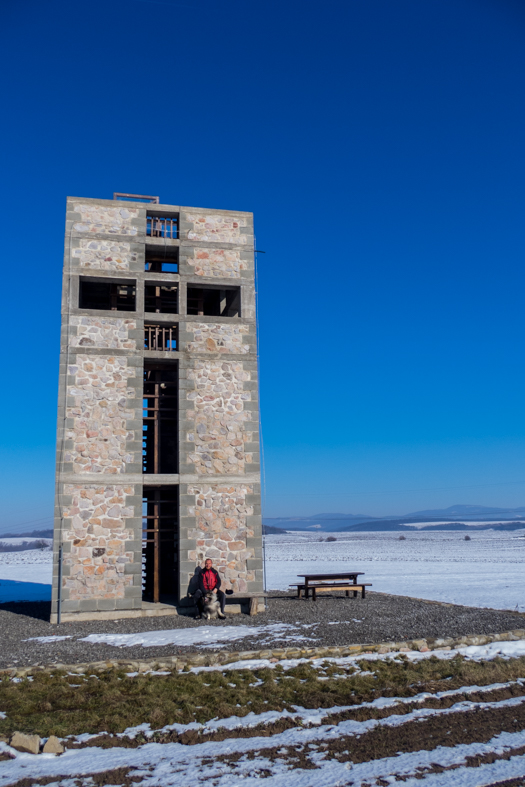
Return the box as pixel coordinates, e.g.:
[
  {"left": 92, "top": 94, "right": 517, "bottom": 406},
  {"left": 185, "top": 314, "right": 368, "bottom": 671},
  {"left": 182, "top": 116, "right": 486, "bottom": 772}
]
[
  {"left": 213, "top": 698, "right": 525, "bottom": 768},
  {"left": 67, "top": 681, "right": 525, "bottom": 749}
]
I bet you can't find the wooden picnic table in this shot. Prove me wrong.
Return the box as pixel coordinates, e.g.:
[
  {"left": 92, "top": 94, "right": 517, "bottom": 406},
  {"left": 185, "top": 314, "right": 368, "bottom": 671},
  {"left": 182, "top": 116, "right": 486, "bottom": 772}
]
[{"left": 294, "top": 572, "right": 368, "bottom": 600}]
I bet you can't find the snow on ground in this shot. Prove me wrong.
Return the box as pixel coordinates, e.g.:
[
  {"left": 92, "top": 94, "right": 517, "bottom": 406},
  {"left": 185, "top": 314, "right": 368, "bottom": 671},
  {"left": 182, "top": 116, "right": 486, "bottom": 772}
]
[
  {"left": 265, "top": 529, "right": 525, "bottom": 611},
  {"left": 24, "top": 635, "right": 73, "bottom": 644},
  {"left": 1, "top": 531, "right": 524, "bottom": 611},
  {"left": 79, "top": 623, "right": 302, "bottom": 649},
  {"left": 184, "top": 638, "right": 525, "bottom": 673},
  {"left": 404, "top": 519, "right": 525, "bottom": 528},
  {"left": 0, "top": 548, "right": 53, "bottom": 602},
  {"left": 1, "top": 642, "right": 525, "bottom": 785},
  {"left": 1, "top": 662, "right": 525, "bottom": 787},
  {"left": 2, "top": 730, "right": 524, "bottom": 787},
  {"left": 2, "top": 732, "right": 525, "bottom": 787},
  {"left": 87, "top": 675, "right": 525, "bottom": 740},
  {"left": 0, "top": 538, "right": 52, "bottom": 546},
  {"left": 0, "top": 549, "right": 53, "bottom": 568},
  {"left": 23, "top": 622, "right": 318, "bottom": 650}
]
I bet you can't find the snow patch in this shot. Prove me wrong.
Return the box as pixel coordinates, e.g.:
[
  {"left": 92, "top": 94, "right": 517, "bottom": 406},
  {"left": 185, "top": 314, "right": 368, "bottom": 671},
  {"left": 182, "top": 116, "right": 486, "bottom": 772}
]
[
  {"left": 24, "top": 636, "right": 73, "bottom": 644},
  {"left": 80, "top": 623, "right": 297, "bottom": 649}
]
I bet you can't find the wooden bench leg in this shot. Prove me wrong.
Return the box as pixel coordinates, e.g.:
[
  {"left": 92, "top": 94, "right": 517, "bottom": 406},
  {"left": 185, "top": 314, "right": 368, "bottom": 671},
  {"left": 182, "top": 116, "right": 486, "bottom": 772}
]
[
  {"left": 249, "top": 597, "right": 258, "bottom": 616},
  {"left": 345, "top": 589, "right": 350, "bottom": 597},
  {"left": 353, "top": 589, "right": 358, "bottom": 598},
  {"left": 312, "top": 587, "right": 317, "bottom": 601},
  {"left": 361, "top": 587, "right": 366, "bottom": 599}
]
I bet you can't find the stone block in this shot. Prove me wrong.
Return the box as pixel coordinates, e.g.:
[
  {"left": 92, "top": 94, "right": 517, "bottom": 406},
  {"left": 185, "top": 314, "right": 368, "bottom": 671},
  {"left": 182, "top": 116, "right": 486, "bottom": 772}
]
[
  {"left": 124, "top": 585, "right": 142, "bottom": 597},
  {"left": 116, "top": 598, "right": 135, "bottom": 609},
  {"left": 10, "top": 732, "right": 40, "bottom": 755},
  {"left": 42, "top": 736, "right": 64, "bottom": 754},
  {"left": 61, "top": 599, "right": 80, "bottom": 612},
  {"left": 78, "top": 599, "right": 99, "bottom": 612},
  {"left": 97, "top": 599, "right": 116, "bottom": 611},
  {"left": 124, "top": 563, "right": 142, "bottom": 574}
]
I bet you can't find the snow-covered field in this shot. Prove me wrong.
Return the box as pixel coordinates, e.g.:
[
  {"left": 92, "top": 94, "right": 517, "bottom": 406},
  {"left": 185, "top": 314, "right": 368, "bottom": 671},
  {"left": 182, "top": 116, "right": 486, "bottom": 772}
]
[
  {"left": 0, "top": 548, "right": 52, "bottom": 602},
  {"left": 1, "top": 642, "right": 525, "bottom": 786},
  {"left": 1, "top": 531, "right": 524, "bottom": 612},
  {"left": 265, "top": 529, "right": 525, "bottom": 612},
  {"left": 0, "top": 538, "right": 52, "bottom": 546},
  {"left": 405, "top": 520, "right": 525, "bottom": 528}
]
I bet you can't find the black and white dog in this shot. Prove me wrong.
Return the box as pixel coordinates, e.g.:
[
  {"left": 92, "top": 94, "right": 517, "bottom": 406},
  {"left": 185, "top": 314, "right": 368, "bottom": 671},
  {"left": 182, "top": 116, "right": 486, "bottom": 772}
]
[{"left": 202, "top": 590, "right": 226, "bottom": 620}]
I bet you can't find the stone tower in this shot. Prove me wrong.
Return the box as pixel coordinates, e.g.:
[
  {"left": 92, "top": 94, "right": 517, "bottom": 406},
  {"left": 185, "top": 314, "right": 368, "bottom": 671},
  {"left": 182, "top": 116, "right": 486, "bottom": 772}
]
[{"left": 51, "top": 195, "right": 263, "bottom": 622}]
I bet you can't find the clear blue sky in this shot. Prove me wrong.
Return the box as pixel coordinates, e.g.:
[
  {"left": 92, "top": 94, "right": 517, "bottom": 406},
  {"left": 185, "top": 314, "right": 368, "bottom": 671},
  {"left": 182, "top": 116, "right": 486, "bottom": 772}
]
[{"left": 1, "top": 0, "right": 525, "bottom": 529}]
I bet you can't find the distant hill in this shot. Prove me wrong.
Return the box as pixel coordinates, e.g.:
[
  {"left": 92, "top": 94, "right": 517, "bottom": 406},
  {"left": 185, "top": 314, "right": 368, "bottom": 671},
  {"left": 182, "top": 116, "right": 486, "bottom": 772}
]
[
  {"left": 264, "top": 505, "right": 525, "bottom": 532},
  {"left": 340, "top": 519, "right": 525, "bottom": 533},
  {"left": 0, "top": 539, "right": 51, "bottom": 553},
  {"left": 262, "top": 524, "right": 285, "bottom": 535},
  {"left": 405, "top": 504, "right": 525, "bottom": 518},
  {"left": 0, "top": 529, "right": 53, "bottom": 539}
]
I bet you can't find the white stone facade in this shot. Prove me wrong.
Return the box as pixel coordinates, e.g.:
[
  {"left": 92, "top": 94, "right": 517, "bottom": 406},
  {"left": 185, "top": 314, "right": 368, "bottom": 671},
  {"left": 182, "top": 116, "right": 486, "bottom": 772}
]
[
  {"left": 69, "top": 317, "right": 137, "bottom": 350},
  {"left": 73, "top": 239, "right": 137, "bottom": 271},
  {"left": 186, "top": 361, "right": 253, "bottom": 475},
  {"left": 62, "top": 485, "right": 135, "bottom": 601},
  {"left": 187, "top": 484, "right": 255, "bottom": 592},
  {"left": 185, "top": 213, "right": 247, "bottom": 244},
  {"left": 72, "top": 203, "right": 139, "bottom": 236},
  {"left": 187, "top": 248, "right": 245, "bottom": 278},
  {"left": 186, "top": 323, "right": 250, "bottom": 354},
  {"left": 65, "top": 355, "right": 135, "bottom": 474}
]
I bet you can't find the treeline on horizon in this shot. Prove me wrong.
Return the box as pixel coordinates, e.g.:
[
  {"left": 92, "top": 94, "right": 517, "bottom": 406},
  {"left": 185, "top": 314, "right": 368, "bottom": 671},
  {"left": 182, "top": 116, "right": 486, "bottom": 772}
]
[
  {"left": 262, "top": 521, "right": 525, "bottom": 534},
  {"left": 0, "top": 529, "right": 53, "bottom": 540},
  {"left": 0, "top": 539, "right": 51, "bottom": 553}
]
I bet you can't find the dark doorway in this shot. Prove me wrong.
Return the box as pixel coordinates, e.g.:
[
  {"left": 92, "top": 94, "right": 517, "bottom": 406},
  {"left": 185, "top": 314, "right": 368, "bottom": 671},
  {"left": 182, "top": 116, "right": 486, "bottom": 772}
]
[
  {"left": 142, "top": 486, "right": 179, "bottom": 602},
  {"left": 145, "top": 284, "right": 178, "bottom": 313},
  {"left": 187, "top": 286, "right": 241, "bottom": 317},
  {"left": 143, "top": 364, "right": 178, "bottom": 474},
  {"left": 79, "top": 279, "right": 136, "bottom": 311}
]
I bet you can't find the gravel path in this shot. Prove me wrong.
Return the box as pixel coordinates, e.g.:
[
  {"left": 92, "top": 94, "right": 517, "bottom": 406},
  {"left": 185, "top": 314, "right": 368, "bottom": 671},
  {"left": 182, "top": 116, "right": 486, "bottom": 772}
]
[{"left": 0, "top": 592, "right": 523, "bottom": 669}]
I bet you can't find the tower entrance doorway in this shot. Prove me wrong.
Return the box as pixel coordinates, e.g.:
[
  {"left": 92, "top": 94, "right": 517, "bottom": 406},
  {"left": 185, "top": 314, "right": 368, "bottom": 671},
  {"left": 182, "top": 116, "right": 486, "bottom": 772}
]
[{"left": 142, "top": 486, "right": 179, "bottom": 603}]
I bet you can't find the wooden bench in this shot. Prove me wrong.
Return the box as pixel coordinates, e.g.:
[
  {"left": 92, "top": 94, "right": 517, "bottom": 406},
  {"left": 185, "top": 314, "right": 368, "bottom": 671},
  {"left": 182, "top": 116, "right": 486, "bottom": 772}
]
[
  {"left": 290, "top": 583, "right": 372, "bottom": 600},
  {"left": 226, "top": 591, "right": 268, "bottom": 615}
]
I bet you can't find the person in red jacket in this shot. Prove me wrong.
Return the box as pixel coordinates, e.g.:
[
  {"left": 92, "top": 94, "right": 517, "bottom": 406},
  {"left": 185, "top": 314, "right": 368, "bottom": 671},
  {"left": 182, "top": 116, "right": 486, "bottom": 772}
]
[{"left": 194, "top": 558, "right": 226, "bottom": 619}]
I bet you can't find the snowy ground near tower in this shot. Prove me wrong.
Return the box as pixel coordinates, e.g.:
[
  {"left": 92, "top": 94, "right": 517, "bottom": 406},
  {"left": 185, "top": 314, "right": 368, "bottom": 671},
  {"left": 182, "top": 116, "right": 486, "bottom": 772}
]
[
  {"left": 1, "top": 532, "right": 525, "bottom": 787},
  {"left": 263, "top": 529, "right": 525, "bottom": 612},
  {"left": 1, "top": 529, "right": 524, "bottom": 610}
]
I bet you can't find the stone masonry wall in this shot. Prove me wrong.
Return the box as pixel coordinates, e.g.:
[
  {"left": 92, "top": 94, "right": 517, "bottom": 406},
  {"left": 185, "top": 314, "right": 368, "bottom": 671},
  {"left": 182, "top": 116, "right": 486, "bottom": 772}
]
[
  {"left": 62, "top": 485, "right": 135, "bottom": 601},
  {"left": 73, "top": 239, "right": 137, "bottom": 271},
  {"left": 186, "top": 484, "right": 255, "bottom": 592},
  {"left": 72, "top": 204, "right": 139, "bottom": 236},
  {"left": 185, "top": 213, "right": 247, "bottom": 244},
  {"left": 69, "top": 317, "right": 137, "bottom": 350},
  {"left": 187, "top": 249, "right": 245, "bottom": 278},
  {"left": 186, "top": 361, "right": 252, "bottom": 475},
  {"left": 186, "top": 323, "right": 250, "bottom": 354},
  {"left": 65, "top": 355, "right": 135, "bottom": 474}
]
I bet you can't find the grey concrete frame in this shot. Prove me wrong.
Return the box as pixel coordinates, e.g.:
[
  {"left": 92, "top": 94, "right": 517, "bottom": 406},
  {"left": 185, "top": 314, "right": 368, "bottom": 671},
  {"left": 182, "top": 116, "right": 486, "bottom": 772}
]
[{"left": 52, "top": 197, "right": 263, "bottom": 622}]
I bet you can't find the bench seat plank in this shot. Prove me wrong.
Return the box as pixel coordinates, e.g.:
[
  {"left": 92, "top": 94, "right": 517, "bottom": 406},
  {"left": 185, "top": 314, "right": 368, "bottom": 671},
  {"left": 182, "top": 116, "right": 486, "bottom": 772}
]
[{"left": 290, "top": 582, "right": 372, "bottom": 599}]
